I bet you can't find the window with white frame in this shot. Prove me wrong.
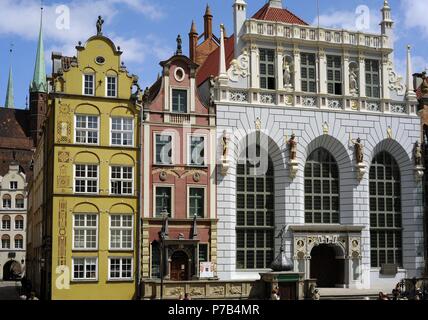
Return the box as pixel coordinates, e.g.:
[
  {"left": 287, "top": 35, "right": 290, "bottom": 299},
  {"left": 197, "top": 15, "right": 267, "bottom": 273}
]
[
  {"left": 365, "top": 59, "right": 380, "bottom": 98},
  {"left": 172, "top": 89, "right": 188, "bottom": 113},
  {"left": 1, "top": 216, "right": 11, "bottom": 230},
  {"left": 109, "top": 257, "right": 133, "bottom": 280},
  {"left": 106, "top": 76, "right": 117, "bottom": 97},
  {"left": 15, "top": 195, "right": 24, "bottom": 209},
  {"left": 15, "top": 216, "right": 24, "bottom": 230},
  {"left": 75, "top": 115, "right": 99, "bottom": 144},
  {"left": 84, "top": 74, "right": 95, "bottom": 96},
  {"left": 111, "top": 117, "right": 133, "bottom": 146},
  {"left": 301, "top": 53, "right": 317, "bottom": 93},
  {"left": 1, "top": 235, "right": 10, "bottom": 249},
  {"left": 189, "top": 187, "right": 205, "bottom": 218},
  {"left": 14, "top": 235, "right": 23, "bottom": 249},
  {"left": 110, "top": 215, "right": 133, "bottom": 250},
  {"left": 2, "top": 195, "right": 11, "bottom": 209},
  {"left": 327, "top": 55, "right": 342, "bottom": 95},
  {"left": 72, "top": 257, "right": 97, "bottom": 280},
  {"left": 73, "top": 214, "right": 98, "bottom": 250},
  {"left": 155, "top": 186, "right": 172, "bottom": 217},
  {"left": 259, "top": 48, "right": 276, "bottom": 90},
  {"left": 155, "top": 134, "right": 173, "bottom": 165},
  {"left": 75, "top": 164, "right": 98, "bottom": 193},
  {"left": 10, "top": 181, "right": 18, "bottom": 190},
  {"left": 110, "top": 166, "right": 134, "bottom": 195},
  {"left": 188, "top": 136, "right": 205, "bottom": 166}
]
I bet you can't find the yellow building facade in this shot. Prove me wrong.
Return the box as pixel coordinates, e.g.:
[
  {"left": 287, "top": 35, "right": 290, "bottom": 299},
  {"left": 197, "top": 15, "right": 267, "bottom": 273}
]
[{"left": 29, "top": 31, "right": 142, "bottom": 300}]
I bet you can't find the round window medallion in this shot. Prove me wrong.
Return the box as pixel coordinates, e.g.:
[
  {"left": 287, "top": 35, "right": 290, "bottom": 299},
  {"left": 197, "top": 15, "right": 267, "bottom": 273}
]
[
  {"left": 193, "top": 172, "right": 201, "bottom": 182},
  {"left": 95, "top": 56, "right": 105, "bottom": 65},
  {"left": 174, "top": 67, "right": 185, "bottom": 82},
  {"left": 159, "top": 171, "right": 167, "bottom": 181}
]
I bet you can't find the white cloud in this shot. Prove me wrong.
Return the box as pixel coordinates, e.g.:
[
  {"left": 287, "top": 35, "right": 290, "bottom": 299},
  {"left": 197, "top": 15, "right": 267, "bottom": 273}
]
[
  {"left": 313, "top": 6, "right": 381, "bottom": 33},
  {"left": 401, "top": 0, "right": 428, "bottom": 37},
  {"left": 394, "top": 54, "right": 428, "bottom": 81}
]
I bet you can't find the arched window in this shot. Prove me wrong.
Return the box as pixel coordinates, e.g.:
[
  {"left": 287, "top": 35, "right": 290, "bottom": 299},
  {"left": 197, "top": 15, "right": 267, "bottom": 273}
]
[
  {"left": 1, "top": 215, "right": 11, "bottom": 230},
  {"left": 15, "top": 194, "right": 24, "bottom": 209},
  {"left": 369, "top": 152, "right": 402, "bottom": 267},
  {"left": 14, "top": 234, "right": 24, "bottom": 250},
  {"left": 15, "top": 215, "right": 24, "bottom": 230},
  {"left": 1, "top": 234, "right": 10, "bottom": 249},
  {"left": 304, "top": 148, "right": 340, "bottom": 224},
  {"left": 2, "top": 194, "right": 12, "bottom": 209},
  {"left": 236, "top": 144, "right": 274, "bottom": 269}
]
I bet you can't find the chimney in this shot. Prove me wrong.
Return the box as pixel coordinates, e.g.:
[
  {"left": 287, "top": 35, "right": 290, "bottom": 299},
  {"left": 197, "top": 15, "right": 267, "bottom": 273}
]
[
  {"left": 189, "top": 21, "right": 198, "bottom": 63},
  {"left": 204, "top": 5, "right": 213, "bottom": 40},
  {"left": 233, "top": 0, "right": 247, "bottom": 58}
]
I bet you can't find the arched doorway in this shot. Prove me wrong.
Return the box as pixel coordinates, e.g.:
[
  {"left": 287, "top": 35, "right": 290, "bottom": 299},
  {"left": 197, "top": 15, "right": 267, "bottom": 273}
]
[
  {"left": 2, "top": 260, "right": 22, "bottom": 281},
  {"left": 310, "top": 244, "right": 344, "bottom": 287},
  {"left": 170, "top": 251, "right": 189, "bottom": 281}
]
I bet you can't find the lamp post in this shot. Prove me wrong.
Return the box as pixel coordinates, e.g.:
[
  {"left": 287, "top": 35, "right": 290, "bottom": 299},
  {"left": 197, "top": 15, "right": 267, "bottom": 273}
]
[{"left": 159, "top": 193, "right": 169, "bottom": 300}]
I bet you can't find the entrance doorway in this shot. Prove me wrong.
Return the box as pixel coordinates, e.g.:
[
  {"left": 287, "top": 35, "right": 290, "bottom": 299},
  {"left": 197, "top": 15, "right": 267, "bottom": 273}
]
[
  {"left": 310, "top": 244, "right": 344, "bottom": 287},
  {"left": 170, "top": 251, "right": 189, "bottom": 281}
]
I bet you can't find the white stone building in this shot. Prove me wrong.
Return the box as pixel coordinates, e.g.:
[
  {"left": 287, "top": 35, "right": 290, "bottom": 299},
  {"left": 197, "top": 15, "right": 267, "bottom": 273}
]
[
  {"left": 0, "top": 162, "right": 27, "bottom": 280},
  {"left": 198, "top": 0, "right": 425, "bottom": 289}
]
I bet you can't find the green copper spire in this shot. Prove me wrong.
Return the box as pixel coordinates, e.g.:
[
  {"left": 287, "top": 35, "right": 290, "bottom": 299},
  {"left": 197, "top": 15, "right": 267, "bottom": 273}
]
[
  {"left": 30, "top": 6, "right": 47, "bottom": 93},
  {"left": 5, "top": 66, "right": 14, "bottom": 108}
]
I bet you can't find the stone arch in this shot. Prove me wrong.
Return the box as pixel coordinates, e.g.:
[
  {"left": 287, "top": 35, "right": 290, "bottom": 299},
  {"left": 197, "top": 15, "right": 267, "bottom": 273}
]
[
  {"left": 74, "top": 103, "right": 101, "bottom": 115},
  {"left": 74, "top": 151, "right": 100, "bottom": 164},
  {"left": 110, "top": 106, "right": 135, "bottom": 117},
  {"left": 109, "top": 203, "right": 134, "bottom": 214},
  {"left": 369, "top": 139, "right": 412, "bottom": 173},
  {"left": 110, "top": 153, "right": 135, "bottom": 166},
  {"left": 73, "top": 202, "right": 100, "bottom": 213},
  {"left": 304, "top": 135, "right": 354, "bottom": 224}
]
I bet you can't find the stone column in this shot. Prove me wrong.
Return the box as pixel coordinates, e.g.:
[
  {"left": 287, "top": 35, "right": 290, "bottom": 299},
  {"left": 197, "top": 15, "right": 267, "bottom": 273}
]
[
  {"left": 381, "top": 54, "right": 390, "bottom": 100},
  {"left": 343, "top": 52, "right": 350, "bottom": 96},
  {"left": 358, "top": 55, "right": 366, "bottom": 97},
  {"left": 277, "top": 46, "right": 284, "bottom": 91},
  {"left": 293, "top": 46, "right": 301, "bottom": 92},
  {"left": 319, "top": 48, "right": 327, "bottom": 94},
  {"left": 250, "top": 43, "right": 259, "bottom": 89}
]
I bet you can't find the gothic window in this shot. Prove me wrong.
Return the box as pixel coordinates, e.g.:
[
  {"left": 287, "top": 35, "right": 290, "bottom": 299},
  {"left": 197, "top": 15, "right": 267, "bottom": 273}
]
[
  {"left": 369, "top": 152, "right": 402, "bottom": 267},
  {"left": 301, "top": 53, "right": 317, "bottom": 93},
  {"left": 259, "top": 49, "right": 276, "bottom": 90},
  {"left": 365, "top": 59, "right": 380, "bottom": 98},
  {"left": 236, "top": 144, "right": 274, "bottom": 269},
  {"left": 304, "top": 148, "right": 340, "bottom": 224},
  {"left": 327, "top": 55, "right": 342, "bottom": 95}
]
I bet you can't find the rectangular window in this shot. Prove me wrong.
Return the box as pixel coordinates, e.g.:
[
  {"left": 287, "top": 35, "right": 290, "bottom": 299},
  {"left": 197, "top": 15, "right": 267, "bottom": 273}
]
[
  {"left": 189, "top": 187, "right": 205, "bottom": 218},
  {"left": 110, "top": 166, "right": 134, "bottom": 195},
  {"left": 172, "top": 89, "right": 187, "bottom": 113},
  {"left": 14, "top": 238, "right": 23, "bottom": 249},
  {"left": 259, "top": 48, "right": 276, "bottom": 90},
  {"left": 155, "top": 186, "right": 172, "bottom": 217},
  {"left": 84, "top": 74, "right": 94, "bottom": 95},
  {"left": 365, "top": 59, "right": 380, "bottom": 98},
  {"left": 327, "top": 55, "right": 342, "bottom": 95},
  {"left": 188, "top": 136, "right": 205, "bottom": 166},
  {"left": 16, "top": 198, "right": 24, "bottom": 209},
  {"left": 74, "top": 165, "right": 98, "bottom": 194},
  {"left": 1, "top": 239, "right": 10, "bottom": 249},
  {"left": 109, "top": 258, "right": 133, "bottom": 280},
  {"left": 111, "top": 117, "right": 133, "bottom": 146},
  {"left": 199, "top": 244, "right": 209, "bottom": 262},
  {"left": 301, "top": 53, "right": 317, "bottom": 93},
  {"left": 110, "top": 215, "right": 133, "bottom": 250},
  {"left": 106, "top": 76, "right": 117, "bottom": 97},
  {"left": 3, "top": 199, "right": 11, "bottom": 209},
  {"left": 10, "top": 181, "right": 18, "bottom": 190},
  {"left": 15, "top": 220, "right": 24, "bottom": 230},
  {"left": 73, "top": 214, "right": 98, "bottom": 250},
  {"left": 72, "top": 257, "right": 97, "bottom": 281},
  {"left": 75, "top": 115, "right": 99, "bottom": 145},
  {"left": 1, "top": 220, "right": 11, "bottom": 230},
  {"left": 155, "top": 134, "right": 173, "bottom": 165}
]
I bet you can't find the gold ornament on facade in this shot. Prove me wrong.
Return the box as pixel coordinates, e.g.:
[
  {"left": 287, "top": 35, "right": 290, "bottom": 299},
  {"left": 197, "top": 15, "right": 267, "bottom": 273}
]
[
  {"left": 387, "top": 126, "right": 393, "bottom": 139},
  {"left": 58, "top": 151, "right": 70, "bottom": 163},
  {"left": 255, "top": 117, "right": 262, "bottom": 131},
  {"left": 322, "top": 122, "right": 329, "bottom": 135}
]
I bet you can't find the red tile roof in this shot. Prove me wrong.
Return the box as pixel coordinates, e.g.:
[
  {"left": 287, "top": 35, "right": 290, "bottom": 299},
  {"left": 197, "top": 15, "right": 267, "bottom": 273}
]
[
  {"left": 196, "top": 36, "right": 235, "bottom": 86},
  {"left": 252, "top": 3, "right": 308, "bottom": 25}
]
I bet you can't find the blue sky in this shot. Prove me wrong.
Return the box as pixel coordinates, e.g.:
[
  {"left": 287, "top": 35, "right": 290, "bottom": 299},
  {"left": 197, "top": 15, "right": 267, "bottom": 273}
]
[{"left": 0, "top": 0, "right": 426, "bottom": 109}]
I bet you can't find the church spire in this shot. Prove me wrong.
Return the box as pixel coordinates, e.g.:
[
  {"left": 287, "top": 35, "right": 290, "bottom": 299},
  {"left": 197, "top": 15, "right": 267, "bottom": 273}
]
[
  {"left": 5, "top": 65, "right": 14, "bottom": 109},
  {"left": 30, "top": 4, "right": 47, "bottom": 93}
]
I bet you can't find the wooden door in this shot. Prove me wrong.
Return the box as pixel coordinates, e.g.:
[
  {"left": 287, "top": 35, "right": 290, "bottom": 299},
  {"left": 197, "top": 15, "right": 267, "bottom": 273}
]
[{"left": 170, "top": 251, "right": 188, "bottom": 281}]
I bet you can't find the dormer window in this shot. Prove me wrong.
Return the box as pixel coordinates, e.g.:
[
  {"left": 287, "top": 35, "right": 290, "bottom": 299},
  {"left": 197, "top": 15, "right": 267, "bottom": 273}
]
[
  {"left": 172, "top": 89, "right": 187, "bottom": 113},
  {"left": 10, "top": 181, "right": 18, "bottom": 190},
  {"left": 84, "top": 73, "right": 95, "bottom": 96}
]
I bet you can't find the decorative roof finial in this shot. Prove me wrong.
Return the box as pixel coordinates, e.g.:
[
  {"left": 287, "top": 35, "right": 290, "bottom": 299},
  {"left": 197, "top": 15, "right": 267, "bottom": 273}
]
[
  {"left": 176, "top": 34, "right": 182, "bottom": 55},
  {"left": 96, "top": 16, "right": 104, "bottom": 36}
]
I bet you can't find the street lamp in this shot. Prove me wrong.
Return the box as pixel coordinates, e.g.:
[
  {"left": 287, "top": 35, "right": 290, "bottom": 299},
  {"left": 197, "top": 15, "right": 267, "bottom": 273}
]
[{"left": 159, "top": 193, "right": 169, "bottom": 300}]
